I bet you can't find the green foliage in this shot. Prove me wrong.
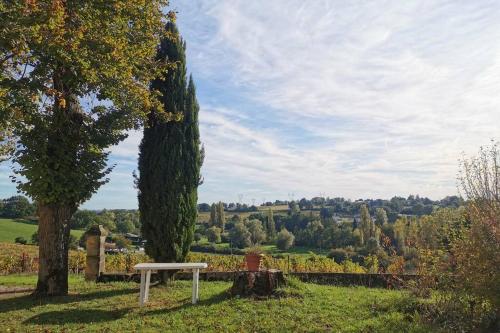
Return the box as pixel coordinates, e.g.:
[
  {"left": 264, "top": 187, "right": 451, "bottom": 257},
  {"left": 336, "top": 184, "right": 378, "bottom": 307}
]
[
  {"left": 2, "top": 0, "right": 171, "bottom": 206},
  {"left": 364, "top": 255, "right": 379, "bottom": 273},
  {"left": 365, "top": 237, "right": 379, "bottom": 254},
  {"left": 70, "top": 210, "right": 97, "bottom": 230},
  {"left": 0, "top": 196, "right": 35, "bottom": 218},
  {"left": 209, "top": 203, "right": 217, "bottom": 226},
  {"left": 296, "top": 220, "right": 324, "bottom": 248},
  {"left": 375, "top": 207, "right": 388, "bottom": 226},
  {"left": 216, "top": 202, "right": 226, "bottom": 231},
  {"left": 328, "top": 248, "right": 349, "bottom": 263},
  {"left": 115, "top": 211, "right": 139, "bottom": 234},
  {"left": 276, "top": 228, "right": 294, "bottom": 250},
  {"left": 112, "top": 235, "right": 132, "bottom": 250},
  {"left": 360, "top": 204, "right": 376, "bottom": 245},
  {"left": 95, "top": 210, "right": 116, "bottom": 232},
  {"left": 265, "top": 208, "right": 276, "bottom": 239},
  {"left": 139, "top": 22, "right": 201, "bottom": 264},
  {"left": 1, "top": 0, "right": 171, "bottom": 294},
  {"left": 193, "top": 233, "right": 202, "bottom": 243},
  {"left": 246, "top": 219, "right": 266, "bottom": 245},
  {"left": 14, "top": 236, "right": 27, "bottom": 245},
  {"left": 229, "top": 221, "right": 252, "bottom": 249},
  {"left": 31, "top": 231, "right": 38, "bottom": 245},
  {"left": 206, "top": 226, "right": 222, "bottom": 244}
]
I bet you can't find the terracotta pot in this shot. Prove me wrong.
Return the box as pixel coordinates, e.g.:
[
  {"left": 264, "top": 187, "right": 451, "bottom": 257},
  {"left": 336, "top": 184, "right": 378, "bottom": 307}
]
[{"left": 245, "top": 253, "right": 263, "bottom": 271}]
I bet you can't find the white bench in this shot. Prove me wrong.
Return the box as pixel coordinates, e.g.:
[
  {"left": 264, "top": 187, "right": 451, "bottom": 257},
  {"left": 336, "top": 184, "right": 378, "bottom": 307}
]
[{"left": 134, "top": 262, "right": 208, "bottom": 306}]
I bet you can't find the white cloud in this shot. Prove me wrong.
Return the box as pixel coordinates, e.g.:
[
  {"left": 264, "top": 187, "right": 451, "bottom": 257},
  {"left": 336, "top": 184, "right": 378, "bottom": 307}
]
[
  {"left": 4, "top": 1, "right": 500, "bottom": 208},
  {"left": 171, "top": 0, "right": 500, "bottom": 201}
]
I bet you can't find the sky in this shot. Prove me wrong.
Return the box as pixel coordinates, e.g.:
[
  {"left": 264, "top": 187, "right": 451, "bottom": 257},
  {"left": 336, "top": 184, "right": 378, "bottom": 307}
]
[{"left": 2, "top": 0, "right": 500, "bottom": 209}]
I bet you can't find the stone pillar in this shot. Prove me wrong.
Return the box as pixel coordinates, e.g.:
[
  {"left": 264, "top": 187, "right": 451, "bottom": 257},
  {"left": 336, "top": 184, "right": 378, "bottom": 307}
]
[{"left": 85, "top": 225, "right": 107, "bottom": 281}]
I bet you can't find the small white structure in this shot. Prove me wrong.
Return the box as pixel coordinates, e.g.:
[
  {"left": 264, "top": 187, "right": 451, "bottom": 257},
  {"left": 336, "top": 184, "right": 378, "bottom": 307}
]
[{"left": 134, "top": 262, "right": 208, "bottom": 306}]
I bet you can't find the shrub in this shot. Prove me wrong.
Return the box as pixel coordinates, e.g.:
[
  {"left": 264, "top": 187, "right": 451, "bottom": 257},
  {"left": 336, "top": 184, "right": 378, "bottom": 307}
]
[
  {"left": 229, "top": 221, "right": 251, "bottom": 249},
  {"left": 328, "top": 248, "right": 348, "bottom": 263},
  {"left": 365, "top": 237, "right": 379, "bottom": 254},
  {"left": 31, "top": 231, "right": 39, "bottom": 245},
  {"left": 276, "top": 228, "right": 295, "bottom": 250},
  {"left": 112, "top": 235, "right": 132, "bottom": 250},
  {"left": 246, "top": 219, "right": 266, "bottom": 245},
  {"left": 14, "top": 237, "right": 27, "bottom": 245},
  {"left": 220, "top": 232, "right": 230, "bottom": 243},
  {"left": 193, "top": 233, "right": 202, "bottom": 243},
  {"left": 364, "top": 255, "right": 379, "bottom": 273},
  {"left": 206, "top": 226, "right": 222, "bottom": 243}
]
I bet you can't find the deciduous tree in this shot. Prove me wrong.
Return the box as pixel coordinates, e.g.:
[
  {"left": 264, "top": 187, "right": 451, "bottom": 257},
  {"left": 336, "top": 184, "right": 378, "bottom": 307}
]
[
  {"left": 0, "top": 0, "right": 169, "bottom": 295},
  {"left": 276, "top": 228, "right": 294, "bottom": 250}
]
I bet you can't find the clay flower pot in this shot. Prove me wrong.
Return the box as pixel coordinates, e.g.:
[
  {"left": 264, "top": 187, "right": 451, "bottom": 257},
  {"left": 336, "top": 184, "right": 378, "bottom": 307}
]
[{"left": 245, "top": 253, "right": 264, "bottom": 271}]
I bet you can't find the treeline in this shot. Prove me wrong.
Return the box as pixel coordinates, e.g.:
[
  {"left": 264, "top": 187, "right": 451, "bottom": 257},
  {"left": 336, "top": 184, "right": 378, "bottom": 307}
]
[
  {"left": 70, "top": 210, "right": 140, "bottom": 234},
  {"left": 0, "top": 196, "right": 36, "bottom": 219},
  {"left": 197, "top": 202, "right": 259, "bottom": 213},
  {"left": 198, "top": 194, "right": 463, "bottom": 218}
]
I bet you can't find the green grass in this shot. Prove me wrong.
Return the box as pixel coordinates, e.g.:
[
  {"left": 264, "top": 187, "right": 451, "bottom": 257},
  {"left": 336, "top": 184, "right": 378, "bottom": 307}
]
[
  {"left": 0, "top": 274, "right": 435, "bottom": 332},
  {"left": 0, "top": 218, "right": 84, "bottom": 243},
  {"left": 0, "top": 274, "right": 83, "bottom": 286}
]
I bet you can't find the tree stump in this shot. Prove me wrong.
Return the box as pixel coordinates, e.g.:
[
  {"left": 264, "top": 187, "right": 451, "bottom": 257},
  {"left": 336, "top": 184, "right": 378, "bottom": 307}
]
[{"left": 230, "top": 269, "right": 285, "bottom": 297}]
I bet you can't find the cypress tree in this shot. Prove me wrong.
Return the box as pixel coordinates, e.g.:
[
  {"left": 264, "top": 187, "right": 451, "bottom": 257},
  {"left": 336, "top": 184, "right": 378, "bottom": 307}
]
[
  {"left": 138, "top": 22, "right": 202, "bottom": 273},
  {"left": 209, "top": 203, "right": 217, "bottom": 226},
  {"left": 266, "top": 208, "right": 276, "bottom": 239},
  {"left": 216, "top": 201, "right": 226, "bottom": 231},
  {"left": 360, "top": 204, "right": 375, "bottom": 245}
]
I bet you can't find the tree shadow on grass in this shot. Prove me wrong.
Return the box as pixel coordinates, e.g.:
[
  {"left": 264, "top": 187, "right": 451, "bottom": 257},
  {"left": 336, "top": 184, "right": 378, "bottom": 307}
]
[
  {"left": 24, "top": 308, "right": 132, "bottom": 325},
  {"left": 0, "top": 287, "right": 138, "bottom": 313},
  {"left": 145, "top": 289, "right": 231, "bottom": 316}
]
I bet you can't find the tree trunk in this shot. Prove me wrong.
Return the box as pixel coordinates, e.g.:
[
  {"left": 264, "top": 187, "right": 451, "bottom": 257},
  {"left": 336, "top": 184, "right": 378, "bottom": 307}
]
[
  {"left": 34, "top": 203, "right": 75, "bottom": 296},
  {"left": 159, "top": 270, "right": 178, "bottom": 284},
  {"left": 231, "top": 269, "right": 285, "bottom": 297}
]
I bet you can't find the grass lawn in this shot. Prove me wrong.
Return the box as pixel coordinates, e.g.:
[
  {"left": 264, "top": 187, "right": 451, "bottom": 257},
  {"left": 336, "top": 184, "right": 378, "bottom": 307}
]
[
  {"left": 0, "top": 218, "right": 84, "bottom": 243},
  {"left": 0, "top": 274, "right": 435, "bottom": 332}
]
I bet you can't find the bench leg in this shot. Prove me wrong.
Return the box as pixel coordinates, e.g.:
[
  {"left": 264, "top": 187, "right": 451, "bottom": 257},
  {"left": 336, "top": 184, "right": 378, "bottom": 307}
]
[
  {"left": 139, "top": 270, "right": 145, "bottom": 307},
  {"left": 192, "top": 268, "right": 200, "bottom": 304},
  {"left": 144, "top": 270, "right": 152, "bottom": 303}
]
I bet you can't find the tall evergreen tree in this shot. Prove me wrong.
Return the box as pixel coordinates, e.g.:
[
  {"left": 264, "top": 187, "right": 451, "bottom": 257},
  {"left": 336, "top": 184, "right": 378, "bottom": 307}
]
[
  {"left": 374, "top": 208, "right": 388, "bottom": 226},
  {"left": 216, "top": 201, "right": 226, "bottom": 231},
  {"left": 266, "top": 208, "right": 276, "bottom": 239},
  {"left": 360, "top": 204, "right": 375, "bottom": 245},
  {"left": 209, "top": 203, "right": 217, "bottom": 226},
  {"left": 138, "top": 22, "right": 202, "bottom": 273}
]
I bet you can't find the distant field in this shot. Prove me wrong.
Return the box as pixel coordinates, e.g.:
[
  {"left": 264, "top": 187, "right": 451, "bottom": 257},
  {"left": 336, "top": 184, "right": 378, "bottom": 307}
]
[{"left": 0, "top": 219, "right": 84, "bottom": 243}]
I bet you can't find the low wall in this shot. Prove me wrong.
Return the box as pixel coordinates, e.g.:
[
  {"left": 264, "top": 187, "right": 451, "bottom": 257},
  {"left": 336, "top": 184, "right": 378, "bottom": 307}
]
[{"left": 98, "top": 271, "right": 419, "bottom": 289}]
